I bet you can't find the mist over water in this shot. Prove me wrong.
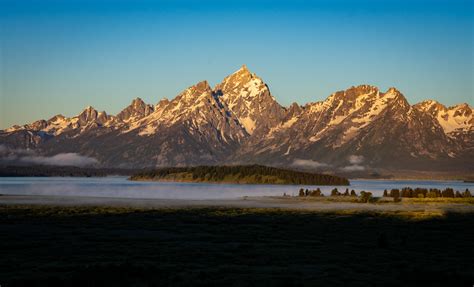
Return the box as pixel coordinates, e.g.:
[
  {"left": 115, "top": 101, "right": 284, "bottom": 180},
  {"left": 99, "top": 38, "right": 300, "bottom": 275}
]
[{"left": 0, "top": 177, "right": 473, "bottom": 200}]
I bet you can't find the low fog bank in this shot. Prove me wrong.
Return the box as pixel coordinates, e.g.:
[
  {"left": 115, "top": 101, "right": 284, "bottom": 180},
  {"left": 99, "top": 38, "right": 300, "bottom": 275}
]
[
  {"left": 291, "top": 155, "right": 367, "bottom": 173},
  {"left": 0, "top": 145, "right": 98, "bottom": 167},
  {"left": 0, "top": 177, "right": 472, "bottom": 201}
]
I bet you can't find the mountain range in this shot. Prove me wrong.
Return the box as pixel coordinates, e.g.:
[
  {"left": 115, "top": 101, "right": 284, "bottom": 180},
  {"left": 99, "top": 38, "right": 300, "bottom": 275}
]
[{"left": 1, "top": 65, "right": 473, "bottom": 174}]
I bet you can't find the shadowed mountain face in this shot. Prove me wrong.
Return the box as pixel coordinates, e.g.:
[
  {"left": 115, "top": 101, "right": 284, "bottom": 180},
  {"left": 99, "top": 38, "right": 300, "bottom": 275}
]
[{"left": 1, "top": 65, "right": 473, "bottom": 171}]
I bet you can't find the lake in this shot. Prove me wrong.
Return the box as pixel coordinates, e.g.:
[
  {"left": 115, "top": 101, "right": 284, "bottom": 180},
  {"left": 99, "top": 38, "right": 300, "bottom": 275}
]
[{"left": 0, "top": 177, "right": 472, "bottom": 200}]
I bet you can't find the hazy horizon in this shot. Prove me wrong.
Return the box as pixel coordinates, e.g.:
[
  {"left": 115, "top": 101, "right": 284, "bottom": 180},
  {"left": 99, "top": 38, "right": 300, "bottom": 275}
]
[{"left": 1, "top": 0, "right": 473, "bottom": 129}]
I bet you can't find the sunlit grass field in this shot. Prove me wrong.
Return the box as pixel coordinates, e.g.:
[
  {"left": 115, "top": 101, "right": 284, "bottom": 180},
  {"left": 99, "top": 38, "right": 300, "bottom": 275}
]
[{"left": 1, "top": 205, "right": 473, "bottom": 286}]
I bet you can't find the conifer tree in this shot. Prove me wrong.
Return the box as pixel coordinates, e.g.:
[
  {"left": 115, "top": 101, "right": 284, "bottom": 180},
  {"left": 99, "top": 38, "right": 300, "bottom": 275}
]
[{"left": 299, "top": 188, "right": 305, "bottom": 197}]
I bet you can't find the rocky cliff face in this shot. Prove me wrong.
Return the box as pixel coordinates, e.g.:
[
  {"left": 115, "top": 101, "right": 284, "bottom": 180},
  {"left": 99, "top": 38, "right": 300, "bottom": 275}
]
[
  {"left": 116, "top": 98, "right": 154, "bottom": 123},
  {"left": 238, "top": 85, "right": 470, "bottom": 169},
  {"left": 1, "top": 66, "right": 472, "bottom": 171},
  {"left": 214, "top": 65, "right": 286, "bottom": 136}
]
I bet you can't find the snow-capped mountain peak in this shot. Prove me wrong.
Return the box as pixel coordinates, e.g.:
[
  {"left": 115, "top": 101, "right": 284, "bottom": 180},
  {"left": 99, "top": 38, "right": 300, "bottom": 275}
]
[
  {"left": 117, "top": 97, "right": 154, "bottom": 123},
  {"left": 214, "top": 65, "right": 285, "bottom": 135},
  {"left": 1, "top": 66, "right": 472, "bottom": 171},
  {"left": 215, "top": 65, "right": 262, "bottom": 96},
  {"left": 78, "top": 106, "right": 99, "bottom": 124},
  {"left": 414, "top": 101, "right": 473, "bottom": 135}
]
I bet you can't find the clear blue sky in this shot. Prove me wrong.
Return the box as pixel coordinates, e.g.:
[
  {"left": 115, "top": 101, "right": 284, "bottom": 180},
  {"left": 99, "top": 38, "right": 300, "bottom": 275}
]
[{"left": 1, "top": 0, "right": 473, "bottom": 128}]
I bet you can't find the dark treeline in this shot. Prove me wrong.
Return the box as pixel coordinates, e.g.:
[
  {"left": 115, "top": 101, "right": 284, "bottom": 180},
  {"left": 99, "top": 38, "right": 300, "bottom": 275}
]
[
  {"left": 298, "top": 188, "right": 373, "bottom": 202},
  {"left": 0, "top": 166, "right": 141, "bottom": 177},
  {"left": 383, "top": 187, "right": 471, "bottom": 200},
  {"left": 297, "top": 186, "right": 473, "bottom": 203},
  {"left": 131, "top": 165, "right": 350, "bottom": 186}
]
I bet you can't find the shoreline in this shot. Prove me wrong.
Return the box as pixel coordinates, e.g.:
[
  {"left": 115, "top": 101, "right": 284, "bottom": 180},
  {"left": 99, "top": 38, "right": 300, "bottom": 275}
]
[{"left": 2, "top": 194, "right": 474, "bottom": 216}]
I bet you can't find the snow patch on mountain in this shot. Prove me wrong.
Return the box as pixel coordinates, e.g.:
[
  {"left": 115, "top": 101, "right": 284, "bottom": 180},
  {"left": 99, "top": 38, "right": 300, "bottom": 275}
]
[
  {"left": 1, "top": 66, "right": 472, "bottom": 170},
  {"left": 414, "top": 101, "right": 473, "bottom": 136},
  {"left": 239, "top": 116, "right": 256, "bottom": 135}
]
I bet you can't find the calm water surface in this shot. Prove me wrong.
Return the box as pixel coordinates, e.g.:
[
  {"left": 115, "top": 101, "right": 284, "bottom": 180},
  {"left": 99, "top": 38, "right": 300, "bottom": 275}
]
[{"left": 0, "top": 177, "right": 472, "bottom": 200}]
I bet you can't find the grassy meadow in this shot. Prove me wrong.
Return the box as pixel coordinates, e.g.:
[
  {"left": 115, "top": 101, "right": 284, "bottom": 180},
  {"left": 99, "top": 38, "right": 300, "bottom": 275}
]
[{"left": 0, "top": 205, "right": 473, "bottom": 286}]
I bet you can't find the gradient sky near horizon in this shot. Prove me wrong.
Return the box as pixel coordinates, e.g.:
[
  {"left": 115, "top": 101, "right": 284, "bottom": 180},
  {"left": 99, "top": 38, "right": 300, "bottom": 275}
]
[{"left": 1, "top": 0, "right": 473, "bottom": 128}]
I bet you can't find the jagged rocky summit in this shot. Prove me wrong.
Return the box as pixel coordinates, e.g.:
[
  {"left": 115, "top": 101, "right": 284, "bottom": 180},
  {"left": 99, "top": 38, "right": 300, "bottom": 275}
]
[{"left": 1, "top": 65, "right": 473, "bottom": 172}]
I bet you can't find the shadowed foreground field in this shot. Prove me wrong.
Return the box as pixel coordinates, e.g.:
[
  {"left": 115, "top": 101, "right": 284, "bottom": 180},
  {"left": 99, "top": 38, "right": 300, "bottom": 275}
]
[{"left": 0, "top": 206, "right": 473, "bottom": 287}]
